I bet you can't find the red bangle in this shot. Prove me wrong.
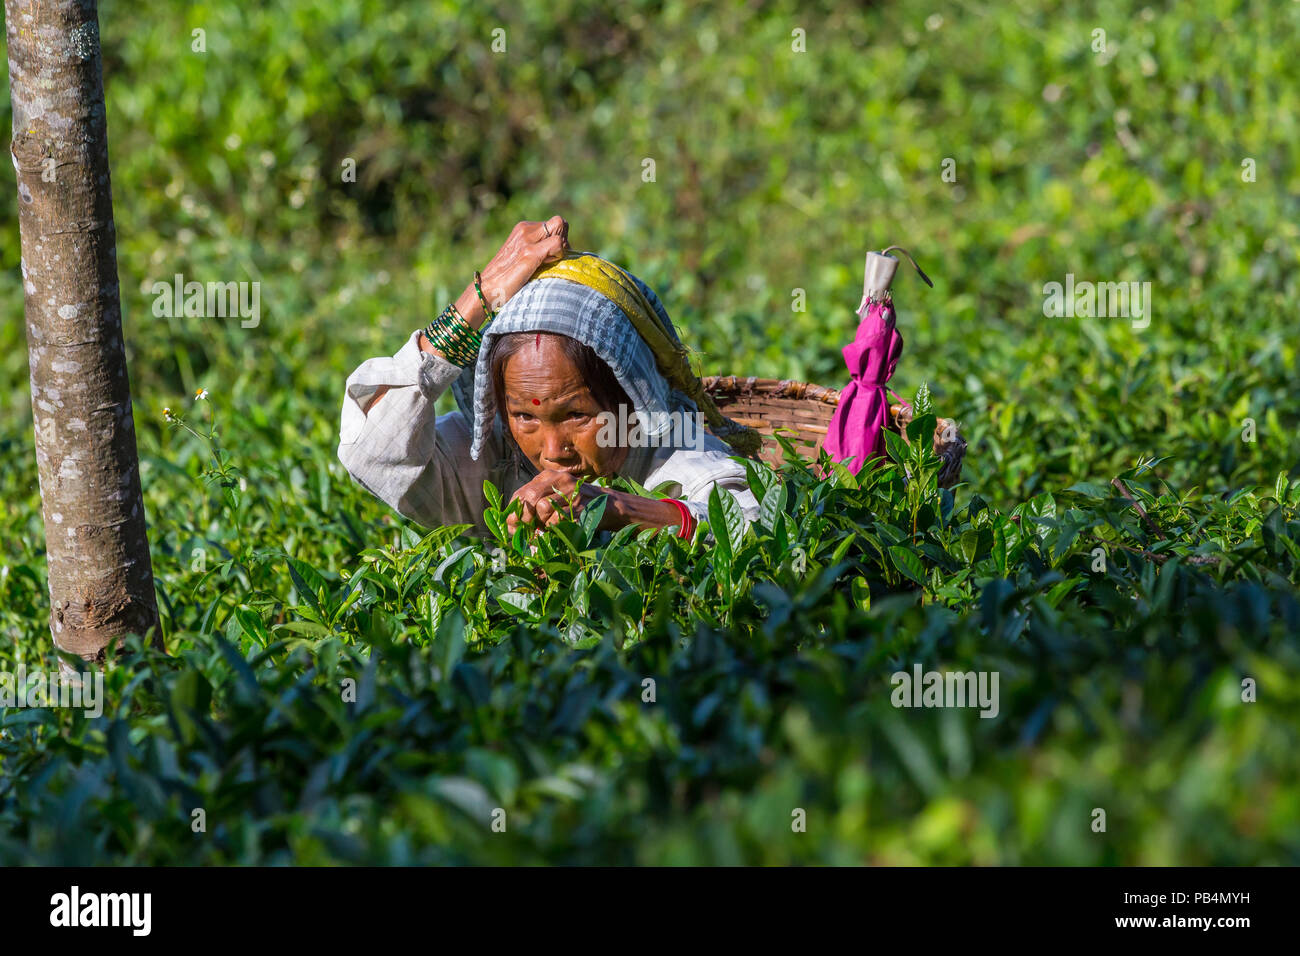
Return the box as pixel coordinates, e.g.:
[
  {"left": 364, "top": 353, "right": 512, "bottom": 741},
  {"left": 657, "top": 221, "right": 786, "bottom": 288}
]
[{"left": 659, "top": 498, "right": 696, "bottom": 539}]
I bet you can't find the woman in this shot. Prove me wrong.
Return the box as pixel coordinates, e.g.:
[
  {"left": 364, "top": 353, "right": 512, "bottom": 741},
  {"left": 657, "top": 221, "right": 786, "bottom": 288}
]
[{"left": 337, "top": 217, "right": 759, "bottom": 538}]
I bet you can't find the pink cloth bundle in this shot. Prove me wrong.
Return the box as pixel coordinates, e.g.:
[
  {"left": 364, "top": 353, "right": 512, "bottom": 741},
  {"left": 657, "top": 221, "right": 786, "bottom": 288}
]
[{"left": 823, "top": 247, "right": 931, "bottom": 474}]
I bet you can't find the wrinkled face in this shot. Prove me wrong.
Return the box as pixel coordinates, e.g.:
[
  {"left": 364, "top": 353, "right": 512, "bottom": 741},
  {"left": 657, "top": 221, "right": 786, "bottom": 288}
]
[{"left": 501, "top": 335, "right": 628, "bottom": 477}]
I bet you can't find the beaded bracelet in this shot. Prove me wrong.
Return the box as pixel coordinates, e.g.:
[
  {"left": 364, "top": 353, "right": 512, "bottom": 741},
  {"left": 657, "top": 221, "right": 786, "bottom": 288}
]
[{"left": 423, "top": 303, "right": 482, "bottom": 367}]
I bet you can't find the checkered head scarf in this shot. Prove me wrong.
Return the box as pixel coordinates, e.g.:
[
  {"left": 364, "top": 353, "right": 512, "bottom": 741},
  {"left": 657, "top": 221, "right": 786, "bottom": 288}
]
[{"left": 453, "top": 252, "right": 698, "bottom": 462}]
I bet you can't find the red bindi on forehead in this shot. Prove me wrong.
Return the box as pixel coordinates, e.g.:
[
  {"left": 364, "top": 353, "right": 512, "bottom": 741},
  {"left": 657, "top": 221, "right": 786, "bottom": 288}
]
[{"left": 532, "top": 398, "right": 540, "bottom": 405}]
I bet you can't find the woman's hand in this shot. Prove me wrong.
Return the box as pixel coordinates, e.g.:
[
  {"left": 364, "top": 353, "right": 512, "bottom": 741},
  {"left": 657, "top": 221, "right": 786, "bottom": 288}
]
[
  {"left": 504, "top": 469, "right": 686, "bottom": 536},
  {"left": 453, "top": 217, "right": 570, "bottom": 331},
  {"left": 505, "top": 469, "right": 590, "bottom": 535}
]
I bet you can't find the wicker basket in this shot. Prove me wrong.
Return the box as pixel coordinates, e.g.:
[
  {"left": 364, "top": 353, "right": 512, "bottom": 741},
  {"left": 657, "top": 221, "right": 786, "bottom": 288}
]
[{"left": 701, "top": 376, "right": 967, "bottom": 488}]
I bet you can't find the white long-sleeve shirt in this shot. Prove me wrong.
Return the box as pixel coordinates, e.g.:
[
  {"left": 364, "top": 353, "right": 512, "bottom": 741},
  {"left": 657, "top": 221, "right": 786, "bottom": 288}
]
[{"left": 337, "top": 330, "right": 760, "bottom": 535}]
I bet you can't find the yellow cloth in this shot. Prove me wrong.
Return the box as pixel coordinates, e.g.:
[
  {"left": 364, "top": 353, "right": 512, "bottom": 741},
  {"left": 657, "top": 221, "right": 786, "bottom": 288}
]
[{"left": 530, "top": 251, "right": 670, "bottom": 348}]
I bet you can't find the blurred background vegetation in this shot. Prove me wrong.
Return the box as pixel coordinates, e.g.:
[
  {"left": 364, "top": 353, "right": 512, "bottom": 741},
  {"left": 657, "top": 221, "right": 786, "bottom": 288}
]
[{"left": 1, "top": 0, "right": 1298, "bottom": 864}]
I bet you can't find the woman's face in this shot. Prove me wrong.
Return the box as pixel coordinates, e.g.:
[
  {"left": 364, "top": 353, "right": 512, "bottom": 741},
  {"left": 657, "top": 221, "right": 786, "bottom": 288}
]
[{"left": 501, "top": 335, "right": 628, "bottom": 477}]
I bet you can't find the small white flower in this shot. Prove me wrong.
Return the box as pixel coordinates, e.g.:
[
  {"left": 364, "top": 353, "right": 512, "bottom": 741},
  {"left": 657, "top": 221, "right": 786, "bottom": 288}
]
[
  {"left": 163, "top": 407, "right": 174, "bottom": 422},
  {"left": 195, "top": 388, "right": 208, "bottom": 401}
]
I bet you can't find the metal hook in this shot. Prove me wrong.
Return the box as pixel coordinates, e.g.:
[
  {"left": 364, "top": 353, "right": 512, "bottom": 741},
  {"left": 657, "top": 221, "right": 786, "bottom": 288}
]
[{"left": 880, "top": 246, "right": 934, "bottom": 288}]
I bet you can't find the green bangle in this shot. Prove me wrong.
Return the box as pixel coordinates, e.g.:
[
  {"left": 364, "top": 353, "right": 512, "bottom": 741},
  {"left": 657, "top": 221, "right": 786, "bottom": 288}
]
[
  {"left": 424, "top": 316, "right": 453, "bottom": 361},
  {"left": 424, "top": 303, "right": 484, "bottom": 367},
  {"left": 474, "top": 271, "right": 496, "bottom": 321}
]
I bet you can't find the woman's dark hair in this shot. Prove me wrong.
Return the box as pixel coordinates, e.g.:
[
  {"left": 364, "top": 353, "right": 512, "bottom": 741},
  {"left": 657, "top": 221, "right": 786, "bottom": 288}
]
[{"left": 487, "top": 331, "right": 633, "bottom": 424}]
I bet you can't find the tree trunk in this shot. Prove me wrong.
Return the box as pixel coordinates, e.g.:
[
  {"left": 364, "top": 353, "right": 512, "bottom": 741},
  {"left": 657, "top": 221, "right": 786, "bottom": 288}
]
[{"left": 5, "top": 0, "right": 160, "bottom": 661}]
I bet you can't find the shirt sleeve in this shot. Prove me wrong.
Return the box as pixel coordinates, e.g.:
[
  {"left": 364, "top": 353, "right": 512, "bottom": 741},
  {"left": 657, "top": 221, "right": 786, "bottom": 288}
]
[
  {"left": 676, "top": 476, "right": 761, "bottom": 529},
  {"left": 337, "top": 329, "right": 493, "bottom": 529}
]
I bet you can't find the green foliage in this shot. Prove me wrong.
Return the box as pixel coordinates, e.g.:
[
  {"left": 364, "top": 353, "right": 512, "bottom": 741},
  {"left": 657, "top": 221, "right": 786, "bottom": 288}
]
[
  {"left": 3, "top": 399, "right": 1298, "bottom": 863},
  {"left": 1, "top": 0, "right": 1298, "bottom": 864}
]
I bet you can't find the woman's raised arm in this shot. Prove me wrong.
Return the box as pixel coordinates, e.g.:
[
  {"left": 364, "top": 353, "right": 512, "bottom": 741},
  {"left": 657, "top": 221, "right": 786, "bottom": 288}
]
[{"left": 366, "top": 217, "right": 569, "bottom": 411}]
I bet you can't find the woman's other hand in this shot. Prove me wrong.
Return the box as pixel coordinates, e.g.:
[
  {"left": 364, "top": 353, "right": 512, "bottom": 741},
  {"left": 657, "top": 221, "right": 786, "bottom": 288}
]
[
  {"left": 505, "top": 468, "right": 588, "bottom": 535},
  {"left": 504, "top": 468, "right": 685, "bottom": 536}
]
